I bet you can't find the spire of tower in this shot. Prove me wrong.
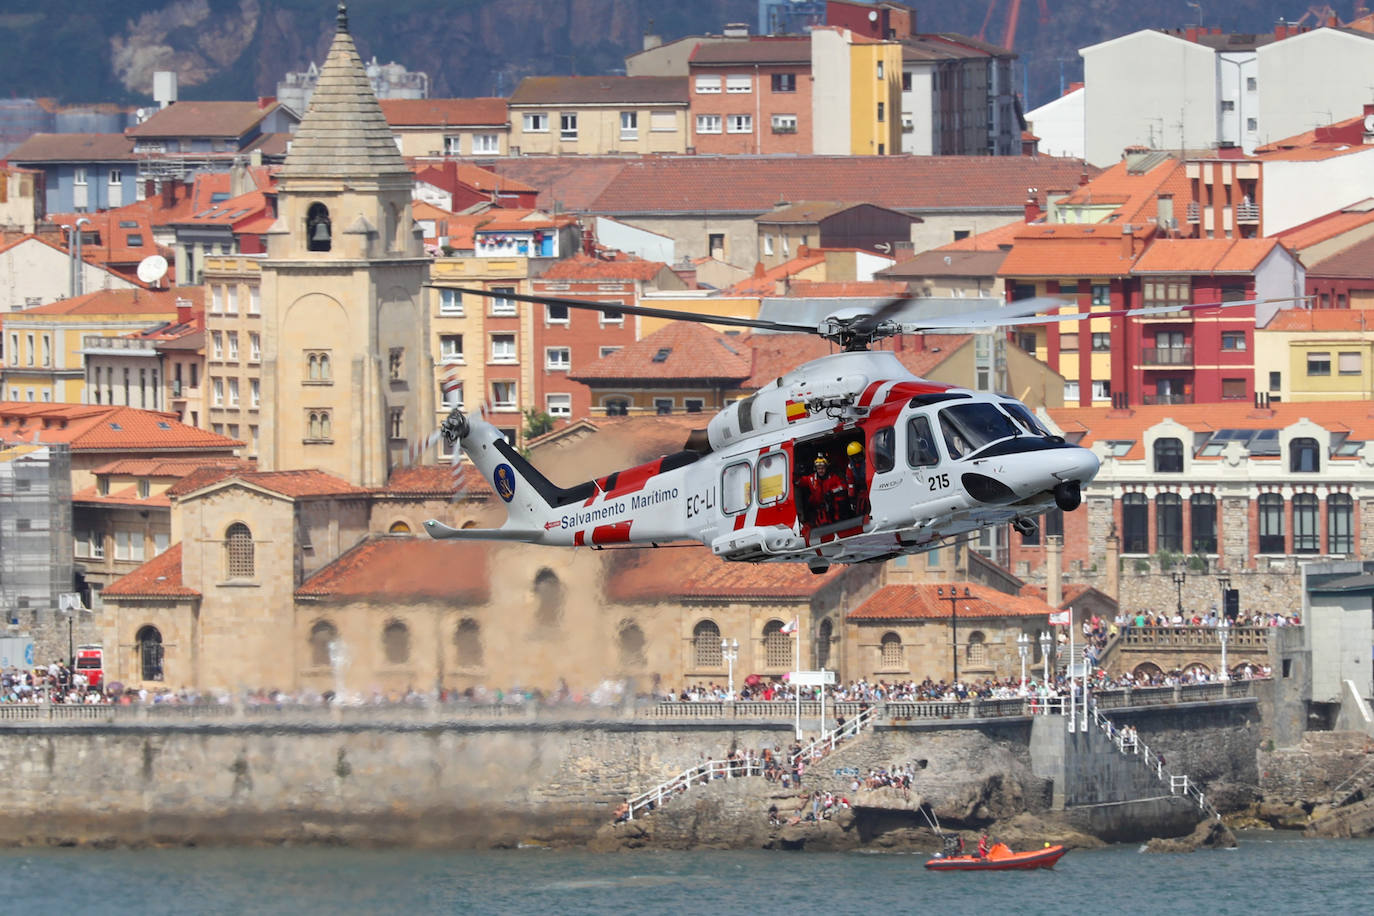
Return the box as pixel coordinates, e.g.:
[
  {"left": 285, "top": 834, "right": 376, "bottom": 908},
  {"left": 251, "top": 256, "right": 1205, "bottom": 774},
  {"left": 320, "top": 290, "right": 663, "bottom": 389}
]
[{"left": 278, "top": 3, "right": 409, "bottom": 182}]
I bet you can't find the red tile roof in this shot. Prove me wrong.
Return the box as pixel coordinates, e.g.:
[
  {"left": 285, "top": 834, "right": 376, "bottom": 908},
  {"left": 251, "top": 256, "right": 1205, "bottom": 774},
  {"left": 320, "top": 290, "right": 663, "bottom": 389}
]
[
  {"left": 1304, "top": 232, "right": 1374, "bottom": 278},
  {"left": 295, "top": 537, "right": 490, "bottom": 602},
  {"left": 126, "top": 101, "right": 288, "bottom": 138},
  {"left": 1053, "top": 156, "right": 1187, "bottom": 226},
  {"left": 848, "top": 582, "right": 1056, "bottom": 621},
  {"left": 380, "top": 97, "right": 508, "bottom": 126},
  {"left": 1262, "top": 308, "right": 1374, "bottom": 332},
  {"left": 936, "top": 218, "right": 1027, "bottom": 252},
  {"left": 509, "top": 76, "right": 688, "bottom": 106},
  {"left": 787, "top": 279, "right": 908, "bottom": 298},
  {"left": 1017, "top": 582, "right": 1096, "bottom": 607},
  {"left": 571, "top": 322, "right": 753, "bottom": 383},
  {"left": 537, "top": 252, "right": 670, "bottom": 282},
  {"left": 997, "top": 227, "right": 1142, "bottom": 278},
  {"left": 383, "top": 464, "right": 493, "bottom": 499},
  {"left": 0, "top": 403, "right": 241, "bottom": 453},
  {"left": 6, "top": 133, "right": 136, "bottom": 162},
  {"left": 173, "top": 468, "right": 369, "bottom": 500},
  {"left": 102, "top": 543, "right": 200, "bottom": 599},
  {"left": 18, "top": 286, "right": 199, "bottom": 317},
  {"left": 756, "top": 201, "right": 861, "bottom": 223},
  {"left": 487, "top": 155, "right": 1097, "bottom": 215},
  {"left": 90, "top": 457, "right": 250, "bottom": 477},
  {"left": 719, "top": 252, "right": 827, "bottom": 295},
  {"left": 690, "top": 38, "right": 812, "bottom": 65},
  {"left": 606, "top": 547, "right": 843, "bottom": 602},
  {"left": 1130, "top": 238, "right": 1281, "bottom": 274},
  {"left": 72, "top": 483, "right": 172, "bottom": 509},
  {"left": 1276, "top": 201, "right": 1374, "bottom": 253}
]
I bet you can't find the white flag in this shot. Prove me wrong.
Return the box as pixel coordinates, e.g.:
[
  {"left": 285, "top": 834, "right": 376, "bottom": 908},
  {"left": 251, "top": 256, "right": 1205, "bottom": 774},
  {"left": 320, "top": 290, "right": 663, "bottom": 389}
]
[
  {"left": 1048, "top": 610, "right": 1070, "bottom": 626},
  {"left": 780, "top": 618, "right": 798, "bottom": 635}
]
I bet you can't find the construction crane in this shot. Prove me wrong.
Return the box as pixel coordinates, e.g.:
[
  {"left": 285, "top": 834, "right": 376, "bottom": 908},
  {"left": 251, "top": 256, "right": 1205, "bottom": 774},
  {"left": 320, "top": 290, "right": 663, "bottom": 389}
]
[{"left": 975, "top": 0, "right": 1052, "bottom": 50}]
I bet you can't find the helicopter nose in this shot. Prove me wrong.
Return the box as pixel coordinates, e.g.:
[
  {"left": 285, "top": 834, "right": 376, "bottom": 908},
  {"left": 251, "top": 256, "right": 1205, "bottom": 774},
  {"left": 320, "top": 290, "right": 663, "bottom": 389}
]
[{"left": 1057, "top": 446, "right": 1100, "bottom": 485}]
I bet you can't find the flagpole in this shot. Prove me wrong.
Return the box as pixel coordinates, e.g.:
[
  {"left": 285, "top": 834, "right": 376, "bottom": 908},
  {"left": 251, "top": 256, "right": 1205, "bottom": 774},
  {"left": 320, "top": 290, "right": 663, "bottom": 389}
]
[{"left": 794, "top": 622, "right": 802, "bottom": 740}]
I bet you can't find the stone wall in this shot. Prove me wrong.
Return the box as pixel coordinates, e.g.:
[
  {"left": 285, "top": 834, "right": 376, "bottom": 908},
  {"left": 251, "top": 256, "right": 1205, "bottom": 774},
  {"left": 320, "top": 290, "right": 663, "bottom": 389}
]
[
  {"left": 0, "top": 701, "right": 1266, "bottom": 849},
  {"left": 1070, "top": 564, "right": 1304, "bottom": 617}
]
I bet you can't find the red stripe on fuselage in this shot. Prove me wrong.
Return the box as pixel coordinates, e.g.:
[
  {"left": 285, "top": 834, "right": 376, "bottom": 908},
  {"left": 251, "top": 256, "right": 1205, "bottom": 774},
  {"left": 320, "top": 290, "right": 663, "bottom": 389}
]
[
  {"left": 858, "top": 381, "right": 886, "bottom": 407},
  {"left": 883, "top": 381, "right": 949, "bottom": 403},
  {"left": 596, "top": 458, "right": 662, "bottom": 499},
  {"left": 593, "top": 521, "right": 632, "bottom": 544},
  {"left": 574, "top": 530, "right": 586, "bottom": 546}
]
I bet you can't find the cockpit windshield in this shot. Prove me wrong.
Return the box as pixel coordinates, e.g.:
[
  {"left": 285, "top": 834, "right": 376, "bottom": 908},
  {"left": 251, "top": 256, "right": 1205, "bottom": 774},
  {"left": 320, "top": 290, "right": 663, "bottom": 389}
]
[
  {"left": 939, "top": 402, "right": 1022, "bottom": 459},
  {"left": 1002, "top": 401, "right": 1050, "bottom": 437}
]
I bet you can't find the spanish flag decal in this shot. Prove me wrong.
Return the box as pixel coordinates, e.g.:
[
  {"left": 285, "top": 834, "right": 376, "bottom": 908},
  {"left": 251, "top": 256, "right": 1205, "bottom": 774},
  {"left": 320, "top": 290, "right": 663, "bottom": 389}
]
[{"left": 785, "top": 400, "right": 808, "bottom": 423}]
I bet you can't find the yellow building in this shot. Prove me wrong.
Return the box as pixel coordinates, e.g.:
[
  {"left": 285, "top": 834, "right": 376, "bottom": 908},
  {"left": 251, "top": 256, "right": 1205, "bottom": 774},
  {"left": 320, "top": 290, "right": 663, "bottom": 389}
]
[
  {"left": 810, "top": 27, "right": 903, "bottom": 156},
  {"left": 1256, "top": 308, "right": 1374, "bottom": 402},
  {"left": 255, "top": 12, "right": 434, "bottom": 487},
  {"left": 201, "top": 255, "right": 264, "bottom": 454},
  {"left": 507, "top": 76, "right": 690, "bottom": 156},
  {"left": 1, "top": 288, "right": 187, "bottom": 404}
]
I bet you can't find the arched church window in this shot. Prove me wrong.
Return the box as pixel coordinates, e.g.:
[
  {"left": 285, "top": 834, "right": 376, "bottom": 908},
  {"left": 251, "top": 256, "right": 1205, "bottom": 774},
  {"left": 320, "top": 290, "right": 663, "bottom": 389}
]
[
  {"left": 136, "top": 625, "right": 164, "bottom": 681},
  {"left": 225, "top": 523, "right": 254, "bottom": 578}
]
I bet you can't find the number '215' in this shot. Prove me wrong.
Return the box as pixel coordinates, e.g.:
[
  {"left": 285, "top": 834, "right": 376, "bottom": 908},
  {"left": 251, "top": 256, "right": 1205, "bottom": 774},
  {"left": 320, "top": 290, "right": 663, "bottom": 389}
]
[{"left": 928, "top": 473, "right": 950, "bottom": 491}]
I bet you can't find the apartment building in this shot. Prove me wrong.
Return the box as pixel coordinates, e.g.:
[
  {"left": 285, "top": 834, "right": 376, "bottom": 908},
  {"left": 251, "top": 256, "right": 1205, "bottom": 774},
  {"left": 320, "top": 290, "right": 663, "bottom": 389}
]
[{"left": 507, "top": 76, "right": 690, "bottom": 156}]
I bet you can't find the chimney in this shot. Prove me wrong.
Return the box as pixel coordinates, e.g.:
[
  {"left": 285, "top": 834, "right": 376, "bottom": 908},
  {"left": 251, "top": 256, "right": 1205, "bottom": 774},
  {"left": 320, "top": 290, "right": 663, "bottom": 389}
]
[
  {"left": 175, "top": 297, "right": 192, "bottom": 326},
  {"left": 1274, "top": 20, "right": 1289, "bottom": 40},
  {"left": 753, "top": 261, "right": 766, "bottom": 278},
  {"left": 1121, "top": 224, "right": 1135, "bottom": 258},
  {"left": 1046, "top": 535, "right": 1063, "bottom": 607},
  {"left": 1024, "top": 187, "right": 1041, "bottom": 222}
]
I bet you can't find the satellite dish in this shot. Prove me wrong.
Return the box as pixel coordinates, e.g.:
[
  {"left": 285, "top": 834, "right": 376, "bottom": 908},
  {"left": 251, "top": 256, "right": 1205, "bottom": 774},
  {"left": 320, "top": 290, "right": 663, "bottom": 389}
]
[{"left": 137, "top": 254, "right": 168, "bottom": 287}]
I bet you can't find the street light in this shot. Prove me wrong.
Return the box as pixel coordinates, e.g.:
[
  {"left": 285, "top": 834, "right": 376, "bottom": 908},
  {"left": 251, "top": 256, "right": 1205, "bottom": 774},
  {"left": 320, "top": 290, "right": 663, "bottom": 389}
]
[
  {"left": 720, "top": 637, "right": 739, "bottom": 700},
  {"left": 938, "top": 586, "right": 961, "bottom": 686},
  {"left": 1218, "top": 619, "right": 1230, "bottom": 682},
  {"left": 1171, "top": 570, "right": 1186, "bottom": 618},
  {"left": 1039, "top": 630, "right": 1052, "bottom": 683},
  {"left": 1017, "top": 632, "right": 1031, "bottom": 694}
]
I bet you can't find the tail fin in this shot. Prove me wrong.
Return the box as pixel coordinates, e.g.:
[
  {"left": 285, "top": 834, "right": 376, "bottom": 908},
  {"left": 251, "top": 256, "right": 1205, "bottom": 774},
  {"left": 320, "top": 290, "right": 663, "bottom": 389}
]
[{"left": 424, "top": 406, "right": 593, "bottom": 541}]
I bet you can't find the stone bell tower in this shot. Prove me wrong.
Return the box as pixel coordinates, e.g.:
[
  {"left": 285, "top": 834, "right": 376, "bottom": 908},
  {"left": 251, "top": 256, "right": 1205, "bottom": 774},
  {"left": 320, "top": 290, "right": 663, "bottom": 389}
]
[{"left": 257, "top": 3, "right": 434, "bottom": 486}]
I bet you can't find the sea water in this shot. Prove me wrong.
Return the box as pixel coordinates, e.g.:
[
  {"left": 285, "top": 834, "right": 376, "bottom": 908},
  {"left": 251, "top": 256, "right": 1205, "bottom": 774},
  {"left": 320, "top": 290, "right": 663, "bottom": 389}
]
[{"left": 0, "top": 830, "right": 1365, "bottom": 915}]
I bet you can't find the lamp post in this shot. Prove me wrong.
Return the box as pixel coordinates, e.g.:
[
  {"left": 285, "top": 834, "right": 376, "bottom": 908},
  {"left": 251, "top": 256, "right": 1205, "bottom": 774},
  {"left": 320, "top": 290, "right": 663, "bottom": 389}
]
[
  {"left": 1017, "top": 632, "right": 1031, "bottom": 694},
  {"left": 1218, "top": 619, "right": 1230, "bottom": 682},
  {"left": 720, "top": 637, "right": 739, "bottom": 700},
  {"left": 939, "top": 586, "right": 961, "bottom": 686},
  {"left": 1171, "top": 570, "right": 1186, "bottom": 618},
  {"left": 1039, "top": 630, "right": 1051, "bottom": 683}
]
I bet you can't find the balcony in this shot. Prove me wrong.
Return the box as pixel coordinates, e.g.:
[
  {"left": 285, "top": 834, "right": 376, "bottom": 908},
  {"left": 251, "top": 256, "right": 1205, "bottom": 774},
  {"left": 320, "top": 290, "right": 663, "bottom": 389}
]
[
  {"left": 1141, "top": 393, "right": 1194, "bottom": 405},
  {"left": 81, "top": 335, "right": 157, "bottom": 353},
  {"left": 1186, "top": 201, "right": 1200, "bottom": 224},
  {"left": 1236, "top": 200, "right": 1259, "bottom": 224},
  {"left": 1141, "top": 346, "right": 1193, "bottom": 366}
]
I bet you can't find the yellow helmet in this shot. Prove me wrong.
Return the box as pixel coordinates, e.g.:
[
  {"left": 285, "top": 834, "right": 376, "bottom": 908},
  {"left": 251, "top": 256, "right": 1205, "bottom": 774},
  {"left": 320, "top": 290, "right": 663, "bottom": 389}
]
[{"left": 846, "top": 441, "right": 864, "bottom": 457}]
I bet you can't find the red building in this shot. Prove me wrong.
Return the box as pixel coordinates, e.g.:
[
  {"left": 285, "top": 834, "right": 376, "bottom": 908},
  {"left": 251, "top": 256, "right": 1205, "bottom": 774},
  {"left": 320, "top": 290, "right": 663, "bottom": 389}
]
[
  {"left": 687, "top": 38, "right": 814, "bottom": 155},
  {"left": 529, "top": 254, "right": 686, "bottom": 425}
]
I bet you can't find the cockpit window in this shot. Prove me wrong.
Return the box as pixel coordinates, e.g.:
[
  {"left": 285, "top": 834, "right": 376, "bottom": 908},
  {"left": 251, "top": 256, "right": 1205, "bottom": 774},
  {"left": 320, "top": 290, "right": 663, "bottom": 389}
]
[
  {"left": 1003, "top": 402, "right": 1050, "bottom": 437},
  {"left": 939, "top": 403, "right": 1021, "bottom": 459}
]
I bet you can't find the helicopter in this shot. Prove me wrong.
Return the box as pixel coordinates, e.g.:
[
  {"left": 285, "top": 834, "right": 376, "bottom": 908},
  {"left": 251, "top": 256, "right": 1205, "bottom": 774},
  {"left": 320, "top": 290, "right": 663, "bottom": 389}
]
[{"left": 423, "top": 288, "right": 1296, "bottom": 573}]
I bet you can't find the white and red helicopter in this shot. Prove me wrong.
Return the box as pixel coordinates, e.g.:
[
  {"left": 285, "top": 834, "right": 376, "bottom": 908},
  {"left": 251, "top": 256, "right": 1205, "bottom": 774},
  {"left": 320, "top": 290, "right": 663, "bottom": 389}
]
[{"left": 423, "top": 290, "right": 1293, "bottom": 573}]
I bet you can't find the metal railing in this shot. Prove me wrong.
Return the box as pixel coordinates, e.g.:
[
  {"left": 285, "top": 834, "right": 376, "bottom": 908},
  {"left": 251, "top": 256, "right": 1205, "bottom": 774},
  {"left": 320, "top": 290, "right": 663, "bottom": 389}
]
[
  {"left": 0, "top": 680, "right": 1263, "bottom": 728},
  {"left": 788, "top": 704, "right": 880, "bottom": 766},
  {"left": 1141, "top": 346, "right": 1194, "bottom": 366},
  {"left": 1089, "top": 704, "right": 1220, "bottom": 820},
  {"left": 625, "top": 757, "right": 764, "bottom": 821}
]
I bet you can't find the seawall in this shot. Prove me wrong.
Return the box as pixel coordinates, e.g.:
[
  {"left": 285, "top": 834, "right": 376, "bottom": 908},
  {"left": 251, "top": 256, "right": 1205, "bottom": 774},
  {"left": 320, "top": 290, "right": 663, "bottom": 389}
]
[{"left": 0, "top": 699, "right": 1262, "bottom": 849}]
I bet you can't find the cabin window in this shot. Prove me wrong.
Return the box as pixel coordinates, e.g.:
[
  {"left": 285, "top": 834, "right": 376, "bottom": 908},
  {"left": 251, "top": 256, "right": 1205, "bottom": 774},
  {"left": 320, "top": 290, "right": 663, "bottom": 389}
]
[
  {"left": 756, "top": 452, "right": 788, "bottom": 506},
  {"left": 906, "top": 416, "right": 939, "bottom": 467},
  {"left": 871, "top": 427, "right": 895, "bottom": 473},
  {"left": 722, "top": 462, "right": 752, "bottom": 514}
]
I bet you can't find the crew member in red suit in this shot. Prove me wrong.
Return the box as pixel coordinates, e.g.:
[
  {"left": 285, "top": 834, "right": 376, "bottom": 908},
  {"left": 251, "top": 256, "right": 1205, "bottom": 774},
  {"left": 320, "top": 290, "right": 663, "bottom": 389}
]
[
  {"left": 844, "top": 440, "right": 869, "bottom": 519},
  {"left": 797, "top": 454, "right": 848, "bottom": 528}
]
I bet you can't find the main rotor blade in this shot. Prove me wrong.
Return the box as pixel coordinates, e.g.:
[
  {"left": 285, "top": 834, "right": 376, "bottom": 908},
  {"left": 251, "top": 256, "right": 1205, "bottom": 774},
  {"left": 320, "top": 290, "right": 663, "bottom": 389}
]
[
  {"left": 437, "top": 286, "right": 819, "bottom": 335},
  {"left": 847, "top": 293, "right": 914, "bottom": 337},
  {"left": 906, "top": 295, "right": 1314, "bottom": 331}
]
